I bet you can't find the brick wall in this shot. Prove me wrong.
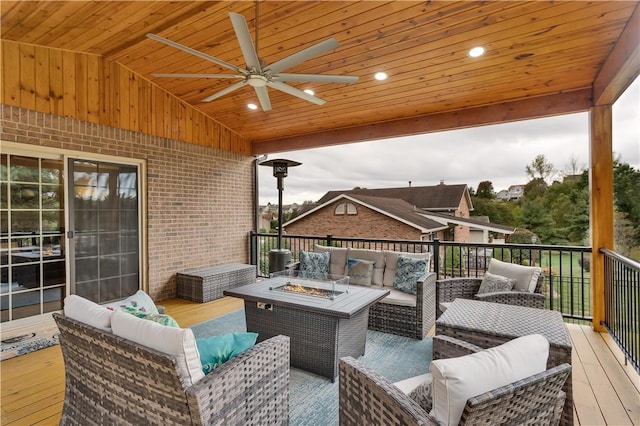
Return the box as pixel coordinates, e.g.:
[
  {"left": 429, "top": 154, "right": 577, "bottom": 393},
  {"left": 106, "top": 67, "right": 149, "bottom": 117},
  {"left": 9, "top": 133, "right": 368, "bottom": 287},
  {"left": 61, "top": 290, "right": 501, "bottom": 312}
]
[
  {"left": 285, "top": 200, "right": 422, "bottom": 240},
  {"left": 1, "top": 105, "right": 255, "bottom": 301}
]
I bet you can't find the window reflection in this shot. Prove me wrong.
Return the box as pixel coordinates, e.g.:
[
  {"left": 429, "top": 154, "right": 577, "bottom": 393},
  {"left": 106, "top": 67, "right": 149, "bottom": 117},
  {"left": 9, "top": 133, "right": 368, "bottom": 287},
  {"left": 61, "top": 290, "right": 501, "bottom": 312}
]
[{"left": 1, "top": 155, "right": 65, "bottom": 322}]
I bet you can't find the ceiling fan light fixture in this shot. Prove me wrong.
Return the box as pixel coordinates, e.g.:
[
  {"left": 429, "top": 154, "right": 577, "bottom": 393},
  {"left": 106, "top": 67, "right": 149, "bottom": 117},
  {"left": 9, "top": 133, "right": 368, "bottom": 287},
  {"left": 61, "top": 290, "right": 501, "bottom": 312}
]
[
  {"left": 247, "top": 75, "right": 268, "bottom": 87},
  {"left": 247, "top": 103, "right": 258, "bottom": 110},
  {"left": 469, "top": 46, "right": 485, "bottom": 58},
  {"left": 374, "top": 72, "right": 388, "bottom": 81}
]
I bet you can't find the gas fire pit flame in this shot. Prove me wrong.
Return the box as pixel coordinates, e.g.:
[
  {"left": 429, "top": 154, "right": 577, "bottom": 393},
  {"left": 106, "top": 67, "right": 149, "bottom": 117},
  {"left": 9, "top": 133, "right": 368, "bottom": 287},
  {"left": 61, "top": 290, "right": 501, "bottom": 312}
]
[
  {"left": 282, "top": 283, "right": 333, "bottom": 297},
  {"left": 271, "top": 282, "right": 344, "bottom": 299}
]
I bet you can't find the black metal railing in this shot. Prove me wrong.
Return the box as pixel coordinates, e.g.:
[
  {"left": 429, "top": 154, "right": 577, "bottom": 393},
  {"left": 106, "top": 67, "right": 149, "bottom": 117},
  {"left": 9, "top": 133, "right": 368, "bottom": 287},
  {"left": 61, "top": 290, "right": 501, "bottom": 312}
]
[
  {"left": 601, "top": 249, "right": 639, "bottom": 374},
  {"left": 249, "top": 232, "right": 592, "bottom": 321}
]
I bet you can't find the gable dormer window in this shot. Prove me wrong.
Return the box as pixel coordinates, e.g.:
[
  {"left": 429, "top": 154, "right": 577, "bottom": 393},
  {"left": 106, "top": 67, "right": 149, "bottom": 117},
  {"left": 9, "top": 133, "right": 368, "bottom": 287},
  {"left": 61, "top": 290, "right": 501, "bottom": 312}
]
[{"left": 334, "top": 202, "right": 357, "bottom": 215}]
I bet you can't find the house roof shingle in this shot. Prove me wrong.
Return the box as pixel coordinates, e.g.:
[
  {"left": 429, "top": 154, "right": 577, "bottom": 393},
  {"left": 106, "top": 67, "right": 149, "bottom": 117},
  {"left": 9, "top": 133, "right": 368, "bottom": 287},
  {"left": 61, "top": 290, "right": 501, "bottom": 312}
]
[{"left": 316, "top": 184, "right": 471, "bottom": 211}]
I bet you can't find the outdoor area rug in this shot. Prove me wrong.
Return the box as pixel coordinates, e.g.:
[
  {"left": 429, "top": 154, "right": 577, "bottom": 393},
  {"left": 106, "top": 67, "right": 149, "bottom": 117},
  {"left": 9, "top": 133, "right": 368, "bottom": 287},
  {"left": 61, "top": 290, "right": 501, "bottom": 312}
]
[
  {"left": 191, "top": 309, "right": 433, "bottom": 426},
  {"left": 0, "top": 324, "right": 60, "bottom": 361}
]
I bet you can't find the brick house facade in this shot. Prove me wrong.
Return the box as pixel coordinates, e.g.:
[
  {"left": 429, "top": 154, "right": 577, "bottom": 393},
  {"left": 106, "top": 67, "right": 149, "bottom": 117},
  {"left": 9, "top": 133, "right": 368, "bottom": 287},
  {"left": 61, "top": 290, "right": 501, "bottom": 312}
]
[
  {"left": 285, "top": 199, "right": 426, "bottom": 240},
  {"left": 290, "top": 185, "right": 477, "bottom": 243},
  {"left": 1, "top": 105, "right": 255, "bottom": 302}
]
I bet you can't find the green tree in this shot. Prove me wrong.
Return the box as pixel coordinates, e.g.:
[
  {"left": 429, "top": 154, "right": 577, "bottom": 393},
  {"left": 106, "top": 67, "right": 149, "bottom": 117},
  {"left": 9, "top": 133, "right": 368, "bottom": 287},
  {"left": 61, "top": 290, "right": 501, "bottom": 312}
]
[
  {"left": 526, "top": 154, "right": 556, "bottom": 184},
  {"left": 476, "top": 181, "right": 495, "bottom": 199},
  {"left": 524, "top": 177, "right": 548, "bottom": 199},
  {"left": 613, "top": 160, "right": 640, "bottom": 247},
  {"left": 470, "top": 197, "right": 519, "bottom": 227},
  {"left": 520, "top": 198, "right": 554, "bottom": 243}
]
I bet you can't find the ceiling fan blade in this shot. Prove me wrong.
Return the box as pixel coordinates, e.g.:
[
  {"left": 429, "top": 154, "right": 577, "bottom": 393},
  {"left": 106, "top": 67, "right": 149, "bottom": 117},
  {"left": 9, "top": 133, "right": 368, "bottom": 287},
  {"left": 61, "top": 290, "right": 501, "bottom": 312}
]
[
  {"left": 201, "top": 80, "right": 247, "bottom": 102},
  {"left": 269, "top": 81, "right": 326, "bottom": 105},
  {"left": 254, "top": 86, "right": 272, "bottom": 111},
  {"left": 229, "top": 12, "right": 262, "bottom": 72},
  {"left": 147, "top": 33, "right": 246, "bottom": 75},
  {"left": 275, "top": 73, "right": 359, "bottom": 83},
  {"left": 267, "top": 38, "right": 339, "bottom": 74},
  {"left": 152, "top": 73, "right": 244, "bottom": 79}
]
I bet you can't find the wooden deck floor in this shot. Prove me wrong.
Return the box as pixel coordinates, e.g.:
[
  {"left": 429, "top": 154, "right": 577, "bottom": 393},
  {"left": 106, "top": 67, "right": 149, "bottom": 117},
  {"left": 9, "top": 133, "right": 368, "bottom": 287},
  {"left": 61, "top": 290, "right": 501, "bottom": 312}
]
[{"left": 1, "top": 297, "right": 638, "bottom": 425}]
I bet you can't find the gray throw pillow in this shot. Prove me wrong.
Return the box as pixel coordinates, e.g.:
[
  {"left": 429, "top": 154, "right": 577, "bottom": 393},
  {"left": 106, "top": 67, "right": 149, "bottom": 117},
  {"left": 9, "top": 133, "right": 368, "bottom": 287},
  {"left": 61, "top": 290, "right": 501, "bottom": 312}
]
[
  {"left": 408, "top": 379, "right": 433, "bottom": 412},
  {"left": 299, "top": 250, "right": 330, "bottom": 280},
  {"left": 477, "top": 271, "right": 516, "bottom": 294},
  {"left": 347, "top": 258, "right": 374, "bottom": 286}
]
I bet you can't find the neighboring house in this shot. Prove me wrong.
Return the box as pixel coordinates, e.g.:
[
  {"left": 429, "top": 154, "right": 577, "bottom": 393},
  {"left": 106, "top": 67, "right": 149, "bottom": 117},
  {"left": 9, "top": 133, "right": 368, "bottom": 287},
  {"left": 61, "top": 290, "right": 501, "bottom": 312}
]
[
  {"left": 284, "top": 184, "right": 515, "bottom": 243},
  {"left": 507, "top": 184, "right": 525, "bottom": 201},
  {"left": 283, "top": 193, "right": 449, "bottom": 241},
  {"left": 496, "top": 189, "right": 510, "bottom": 201}
]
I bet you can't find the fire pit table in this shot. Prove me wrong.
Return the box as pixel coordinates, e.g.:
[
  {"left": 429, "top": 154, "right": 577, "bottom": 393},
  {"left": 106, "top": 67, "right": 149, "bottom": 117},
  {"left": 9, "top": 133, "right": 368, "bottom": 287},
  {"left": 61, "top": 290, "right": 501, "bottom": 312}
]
[{"left": 224, "top": 273, "right": 389, "bottom": 381}]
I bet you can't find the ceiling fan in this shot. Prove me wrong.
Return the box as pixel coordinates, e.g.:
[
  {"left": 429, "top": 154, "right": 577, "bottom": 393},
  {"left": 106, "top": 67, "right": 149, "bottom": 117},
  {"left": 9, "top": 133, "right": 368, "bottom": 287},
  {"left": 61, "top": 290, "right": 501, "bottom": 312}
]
[{"left": 146, "top": 10, "right": 358, "bottom": 111}]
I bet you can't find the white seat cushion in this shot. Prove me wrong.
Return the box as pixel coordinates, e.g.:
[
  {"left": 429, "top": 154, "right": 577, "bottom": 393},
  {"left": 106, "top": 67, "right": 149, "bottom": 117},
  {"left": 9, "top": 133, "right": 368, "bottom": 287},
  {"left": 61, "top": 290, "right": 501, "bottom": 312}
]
[
  {"left": 371, "top": 285, "right": 416, "bottom": 307},
  {"left": 394, "top": 373, "right": 432, "bottom": 394},
  {"left": 429, "top": 334, "right": 549, "bottom": 426}
]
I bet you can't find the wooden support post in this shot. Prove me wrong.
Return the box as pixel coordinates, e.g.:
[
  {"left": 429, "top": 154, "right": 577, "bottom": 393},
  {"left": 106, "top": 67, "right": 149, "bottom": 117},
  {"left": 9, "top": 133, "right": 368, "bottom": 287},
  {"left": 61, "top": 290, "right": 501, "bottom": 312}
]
[{"left": 589, "top": 105, "right": 614, "bottom": 332}]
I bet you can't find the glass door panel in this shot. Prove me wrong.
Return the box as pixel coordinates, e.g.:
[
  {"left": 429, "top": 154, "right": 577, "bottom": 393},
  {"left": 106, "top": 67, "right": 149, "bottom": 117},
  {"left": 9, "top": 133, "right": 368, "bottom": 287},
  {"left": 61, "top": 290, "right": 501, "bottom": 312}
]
[
  {"left": 69, "top": 160, "right": 139, "bottom": 303},
  {"left": 0, "top": 154, "right": 65, "bottom": 322}
]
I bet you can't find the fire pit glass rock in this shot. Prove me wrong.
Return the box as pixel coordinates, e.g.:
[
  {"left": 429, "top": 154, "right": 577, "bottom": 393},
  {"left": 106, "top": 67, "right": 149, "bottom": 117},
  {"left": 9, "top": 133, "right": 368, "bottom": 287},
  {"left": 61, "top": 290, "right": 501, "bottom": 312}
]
[{"left": 268, "top": 270, "right": 349, "bottom": 300}]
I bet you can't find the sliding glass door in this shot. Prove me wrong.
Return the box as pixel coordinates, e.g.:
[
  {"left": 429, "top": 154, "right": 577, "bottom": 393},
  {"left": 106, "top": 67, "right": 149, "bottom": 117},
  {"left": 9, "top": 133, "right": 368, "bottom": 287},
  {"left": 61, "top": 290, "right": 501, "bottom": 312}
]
[
  {"left": 68, "top": 160, "right": 140, "bottom": 303},
  {"left": 1, "top": 148, "right": 142, "bottom": 323}
]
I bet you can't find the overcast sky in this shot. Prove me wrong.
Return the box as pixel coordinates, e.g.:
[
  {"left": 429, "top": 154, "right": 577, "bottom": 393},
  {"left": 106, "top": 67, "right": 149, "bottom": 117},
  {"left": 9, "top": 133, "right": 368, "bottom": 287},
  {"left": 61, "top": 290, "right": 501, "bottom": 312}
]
[{"left": 258, "top": 78, "right": 639, "bottom": 206}]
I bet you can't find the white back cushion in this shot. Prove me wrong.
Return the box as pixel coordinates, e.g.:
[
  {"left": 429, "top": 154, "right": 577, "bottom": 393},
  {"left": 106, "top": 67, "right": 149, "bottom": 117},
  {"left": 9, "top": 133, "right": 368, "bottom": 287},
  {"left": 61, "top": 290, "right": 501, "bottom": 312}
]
[
  {"left": 111, "top": 310, "right": 205, "bottom": 387},
  {"left": 383, "top": 251, "right": 431, "bottom": 287},
  {"left": 487, "top": 258, "right": 542, "bottom": 292},
  {"left": 314, "top": 244, "right": 349, "bottom": 276},
  {"left": 64, "top": 295, "right": 113, "bottom": 331},
  {"left": 430, "top": 334, "right": 549, "bottom": 426},
  {"left": 348, "top": 248, "right": 386, "bottom": 285}
]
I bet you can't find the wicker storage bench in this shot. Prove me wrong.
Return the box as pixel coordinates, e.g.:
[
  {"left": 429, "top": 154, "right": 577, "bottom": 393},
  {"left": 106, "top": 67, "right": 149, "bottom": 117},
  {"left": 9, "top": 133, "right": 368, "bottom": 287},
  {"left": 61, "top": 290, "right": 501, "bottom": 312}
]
[{"left": 176, "top": 263, "right": 256, "bottom": 302}]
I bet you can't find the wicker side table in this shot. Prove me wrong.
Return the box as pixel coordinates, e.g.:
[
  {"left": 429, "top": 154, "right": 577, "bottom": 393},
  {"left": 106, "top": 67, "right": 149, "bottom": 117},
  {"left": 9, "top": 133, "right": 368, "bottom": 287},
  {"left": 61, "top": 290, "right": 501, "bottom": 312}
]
[{"left": 176, "top": 263, "right": 256, "bottom": 302}]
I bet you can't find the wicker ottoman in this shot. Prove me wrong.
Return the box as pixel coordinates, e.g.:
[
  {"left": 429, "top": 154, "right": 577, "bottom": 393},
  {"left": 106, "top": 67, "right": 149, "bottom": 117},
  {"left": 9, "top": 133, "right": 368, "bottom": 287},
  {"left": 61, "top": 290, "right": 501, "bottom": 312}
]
[{"left": 176, "top": 263, "right": 256, "bottom": 302}]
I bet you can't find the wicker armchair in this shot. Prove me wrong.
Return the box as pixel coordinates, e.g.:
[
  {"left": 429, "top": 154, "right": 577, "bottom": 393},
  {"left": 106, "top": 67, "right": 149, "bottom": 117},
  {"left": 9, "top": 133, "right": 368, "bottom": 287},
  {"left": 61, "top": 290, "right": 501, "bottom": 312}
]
[
  {"left": 436, "top": 274, "right": 545, "bottom": 317},
  {"left": 54, "top": 313, "right": 290, "bottom": 425},
  {"left": 339, "top": 335, "right": 570, "bottom": 426},
  {"left": 368, "top": 272, "right": 436, "bottom": 339}
]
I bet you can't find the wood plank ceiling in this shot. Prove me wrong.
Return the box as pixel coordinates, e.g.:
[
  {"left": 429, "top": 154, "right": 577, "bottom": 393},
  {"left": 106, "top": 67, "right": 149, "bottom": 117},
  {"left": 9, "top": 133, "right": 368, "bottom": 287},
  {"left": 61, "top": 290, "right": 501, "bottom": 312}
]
[{"left": 1, "top": 1, "right": 638, "bottom": 155}]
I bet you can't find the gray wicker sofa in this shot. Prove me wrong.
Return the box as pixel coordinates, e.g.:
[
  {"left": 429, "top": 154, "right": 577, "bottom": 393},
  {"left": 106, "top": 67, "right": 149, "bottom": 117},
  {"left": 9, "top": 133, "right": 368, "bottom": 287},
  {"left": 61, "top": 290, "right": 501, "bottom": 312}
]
[
  {"left": 53, "top": 313, "right": 290, "bottom": 425},
  {"left": 292, "top": 245, "right": 436, "bottom": 339}
]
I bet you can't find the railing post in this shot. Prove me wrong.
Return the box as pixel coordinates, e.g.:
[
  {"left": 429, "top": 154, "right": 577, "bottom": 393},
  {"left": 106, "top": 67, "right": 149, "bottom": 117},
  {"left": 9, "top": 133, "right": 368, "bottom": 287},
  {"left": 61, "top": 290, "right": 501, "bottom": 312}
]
[
  {"left": 327, "top": 234, "right": 333, "bottom": 247},
  {"left": 249, "top": 231, "right": 257, "bottom": 266},
  {"left": 433, "top": 238, "right": 440, "bottom": 280}
]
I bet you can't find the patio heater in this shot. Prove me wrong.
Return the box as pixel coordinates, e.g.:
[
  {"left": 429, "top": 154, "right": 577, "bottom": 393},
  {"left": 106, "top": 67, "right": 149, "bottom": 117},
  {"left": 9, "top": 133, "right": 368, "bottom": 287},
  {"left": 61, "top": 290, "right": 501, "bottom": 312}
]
[{"left": 260, "top": 158, "right": 302, "bottom": 274}]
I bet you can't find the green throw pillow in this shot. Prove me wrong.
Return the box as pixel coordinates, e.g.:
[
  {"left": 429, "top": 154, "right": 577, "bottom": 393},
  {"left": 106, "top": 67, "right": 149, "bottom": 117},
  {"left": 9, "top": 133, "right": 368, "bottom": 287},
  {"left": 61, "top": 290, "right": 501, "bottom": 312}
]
[
  {"left": 393, "top": 255, "right": 428, "bottom": 295},
  {"left": 196, "top": 332, "right": 259, "bottom": 374},
  {"left": 120, "top": 306, "right": 180, "bottom": 327}
]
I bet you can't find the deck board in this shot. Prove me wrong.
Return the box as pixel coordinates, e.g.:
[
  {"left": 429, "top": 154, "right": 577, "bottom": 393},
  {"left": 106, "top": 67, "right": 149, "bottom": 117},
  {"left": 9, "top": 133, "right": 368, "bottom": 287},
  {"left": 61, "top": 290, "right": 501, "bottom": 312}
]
[{"left": 1, "top": 297, "right": 638, "bottom": 425}]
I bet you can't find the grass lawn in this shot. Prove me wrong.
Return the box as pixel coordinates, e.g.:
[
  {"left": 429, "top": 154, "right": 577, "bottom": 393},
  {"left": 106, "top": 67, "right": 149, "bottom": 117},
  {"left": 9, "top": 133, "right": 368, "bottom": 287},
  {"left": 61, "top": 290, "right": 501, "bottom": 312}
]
[{"left": 539, "top": 251, "right": 591, "bottom": 321}]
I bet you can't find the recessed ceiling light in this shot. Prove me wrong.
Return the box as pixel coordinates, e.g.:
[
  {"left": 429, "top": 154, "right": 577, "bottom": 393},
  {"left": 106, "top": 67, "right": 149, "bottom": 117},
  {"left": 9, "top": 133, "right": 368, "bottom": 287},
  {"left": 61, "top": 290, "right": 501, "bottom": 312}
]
[
  {"left": 469, "top": 46, "right": 485, "bottom": 58},
  {"left": 247, "top": 103, "right": 258, "bottom": 110},
  {"left": 304, "top": 89, "right": 315, "bottom": 96},
  {"left": 374, "top": 72, "right": 388, "bottom": 81}
]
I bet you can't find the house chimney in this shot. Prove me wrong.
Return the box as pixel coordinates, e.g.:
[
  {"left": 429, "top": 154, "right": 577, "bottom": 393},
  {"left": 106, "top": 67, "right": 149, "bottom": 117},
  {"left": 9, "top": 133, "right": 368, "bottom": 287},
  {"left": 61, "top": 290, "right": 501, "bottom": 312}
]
[
  {"left": 439, "top": 180, "right": 445, "bottom": 185},
  {"left": 409, "top": 181, "right": 412, "bottom": 187}
]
